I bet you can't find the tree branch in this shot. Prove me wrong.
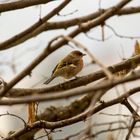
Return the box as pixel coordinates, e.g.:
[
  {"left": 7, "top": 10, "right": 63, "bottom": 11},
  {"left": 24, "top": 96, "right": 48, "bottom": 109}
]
[
  {"left": 0, "top": 0, "right": 135, "bottom": 50},
  {"left": 0, "top": 0, "right": 57, "bottom": 13}
]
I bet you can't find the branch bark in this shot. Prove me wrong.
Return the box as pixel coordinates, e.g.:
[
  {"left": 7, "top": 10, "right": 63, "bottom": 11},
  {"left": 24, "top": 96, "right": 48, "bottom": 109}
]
[{"left": 0, "top": 0, "right": 56, "bottom": 12}]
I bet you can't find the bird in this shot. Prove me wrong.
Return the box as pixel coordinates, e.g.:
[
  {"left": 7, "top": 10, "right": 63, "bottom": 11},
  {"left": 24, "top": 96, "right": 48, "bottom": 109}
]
[{"left": 44, "top": 50, "right": 85, "bottom": 84}]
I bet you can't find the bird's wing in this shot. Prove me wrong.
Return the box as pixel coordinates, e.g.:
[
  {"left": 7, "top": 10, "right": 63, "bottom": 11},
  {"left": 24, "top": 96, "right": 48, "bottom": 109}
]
[
  {"left": 52, "top": 61, "right": 75, "bottom": 74},
  {"left": 52, "top": 62, "right": 69, "bottom": 74},
  {"left": 52, "top": 63, "right": 59, "bottom": 75},
  {"left": 57, "top": 61, "right": 75, "bottom": 69},
  {"left": 52, "top": 58, "right": 80, "bottom": 75}
]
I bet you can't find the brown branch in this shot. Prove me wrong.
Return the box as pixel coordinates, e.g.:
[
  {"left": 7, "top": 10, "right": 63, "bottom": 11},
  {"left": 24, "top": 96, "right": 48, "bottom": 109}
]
[
  {"left": 4, "top": 85, "right": 140, "bottom": 140},
  {"left": 2, "top": 70, "right": 140, "bottom": 105},
  {"left": 83, "top": 125, "right": 138, "bottom": 140},
  {"left": 4, "top": 83, "right": 140, "bottom": 139},
  {"left": 0, "top": 1, "right": 138, "bottom": 50},
  {"left": 121, "top": 99, "right": 139, "bottom": 140},
  {"left": 3, "top": 93, "right": 95, "bottom": 140},
  {"left": 6, "top": 123, "right": 139, "bottom": 140},
  {"left": 5, "top": 53, "right": 140, "bottom": 98},
  {"left": 63, "top": 120, "right": 128, "bottom": 139},
  {"left": 0, "top": 112, "right": 26, "bottom": 127},
  {"left": 117, "top": 6, "right": 140, "bottom": 15},
  {"left": 126, "top": 120, "right": 136, "bottom": 140},
  {"left": 0, "top": 0, "right": 131, "bottom": 98},
  {"left": 3, "top": 84, "right": 140, "bottom": 125},
  {"left": 0, "top": 0, "right": 56, "bottom": 12},
  {"left": 121, "top": 99, "right": 138, "bottom": 116},
  {"left": 0, "top": 0, "right": 71, "bottom": 50}
]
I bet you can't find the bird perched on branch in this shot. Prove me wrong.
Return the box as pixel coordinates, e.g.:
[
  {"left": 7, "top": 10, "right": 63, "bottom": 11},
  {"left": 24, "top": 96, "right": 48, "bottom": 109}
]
[{"left": 44, "top": 50, "right": 85, "bottom": 84}]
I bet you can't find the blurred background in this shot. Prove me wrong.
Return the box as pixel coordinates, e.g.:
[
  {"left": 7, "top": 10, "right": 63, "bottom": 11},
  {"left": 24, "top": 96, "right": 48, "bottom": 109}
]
[{"left": 0, "top": 0, "right": 140, "bottom": 139}]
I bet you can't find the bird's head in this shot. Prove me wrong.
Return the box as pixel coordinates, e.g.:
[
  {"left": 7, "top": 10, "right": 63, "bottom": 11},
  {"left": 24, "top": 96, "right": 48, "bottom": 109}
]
[{"left": 70, "top": 50, "right": 86, "bottom": 58}]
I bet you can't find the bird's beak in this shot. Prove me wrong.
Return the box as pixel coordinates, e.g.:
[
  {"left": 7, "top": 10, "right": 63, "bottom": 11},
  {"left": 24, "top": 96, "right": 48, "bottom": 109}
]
[{"left": 82, "top": 53, "right": 86, "bottom": 56}]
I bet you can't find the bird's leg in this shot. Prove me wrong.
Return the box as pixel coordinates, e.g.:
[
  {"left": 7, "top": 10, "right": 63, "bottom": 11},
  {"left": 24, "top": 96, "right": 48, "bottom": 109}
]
[
  {"left": 59, "top": 83, "right": 63, "bottom": 88},
  {"left": 58, "top": 78, "right": 65, "bottom": 88},
  {"left": 62, "top": 77, "right": 66, "bottom": 83}
]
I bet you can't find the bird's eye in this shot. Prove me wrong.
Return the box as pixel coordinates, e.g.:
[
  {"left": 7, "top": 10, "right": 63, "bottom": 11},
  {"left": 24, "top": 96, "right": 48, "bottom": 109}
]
[{"left": 76, "top": 51, "right": 83, "bottom": 56}]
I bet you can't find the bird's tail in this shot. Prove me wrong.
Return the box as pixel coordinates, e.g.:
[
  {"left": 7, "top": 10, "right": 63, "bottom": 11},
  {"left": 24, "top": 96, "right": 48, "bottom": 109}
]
[{"left": 44, "top": 76, "right": 55, "bottom": 85}]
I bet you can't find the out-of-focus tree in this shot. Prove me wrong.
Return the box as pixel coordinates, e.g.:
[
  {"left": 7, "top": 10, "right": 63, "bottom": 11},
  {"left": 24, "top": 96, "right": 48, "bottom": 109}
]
[{"left": 1, "top": 0, "right": 140, "bottom": 140}]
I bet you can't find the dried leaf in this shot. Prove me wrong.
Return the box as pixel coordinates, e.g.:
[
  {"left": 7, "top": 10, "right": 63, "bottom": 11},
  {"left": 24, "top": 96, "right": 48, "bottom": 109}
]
[
  {"left": 28, "top": 102, "right": 36, "bottom": 124},
  {"left": 134, "top": 40, "right": 140, "bottom": 56}
]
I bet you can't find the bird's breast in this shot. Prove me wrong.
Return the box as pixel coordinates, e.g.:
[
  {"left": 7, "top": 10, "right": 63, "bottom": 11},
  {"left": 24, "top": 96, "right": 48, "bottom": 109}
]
[{"left": 62, "top": 59, "right": 83, "bottom": 79}]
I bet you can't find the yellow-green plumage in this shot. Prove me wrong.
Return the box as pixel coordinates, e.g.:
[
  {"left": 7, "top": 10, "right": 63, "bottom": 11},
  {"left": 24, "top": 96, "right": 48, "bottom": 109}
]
[{"left": 44, "top": 50, "right": 85, "bottom": 84}]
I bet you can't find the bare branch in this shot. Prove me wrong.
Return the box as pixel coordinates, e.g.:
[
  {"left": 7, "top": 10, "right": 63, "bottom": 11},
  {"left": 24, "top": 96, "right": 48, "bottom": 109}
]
[
  {"left": 5, "top": 53, "right": 140, "bottom": 98},
  {"left": 0, "top": 0, "right": 56, "bottom": 12},
  {"left": 0, "top": 0, "right": 133, "bottom": 50},
  {"left": 0, "top": 0, "right": 132, "bottom": 98}
]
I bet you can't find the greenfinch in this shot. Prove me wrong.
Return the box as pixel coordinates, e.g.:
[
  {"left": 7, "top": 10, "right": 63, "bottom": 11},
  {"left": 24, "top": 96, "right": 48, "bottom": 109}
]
[{"left": 44, "top": 50, "right": 85, "bottom": 84}]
